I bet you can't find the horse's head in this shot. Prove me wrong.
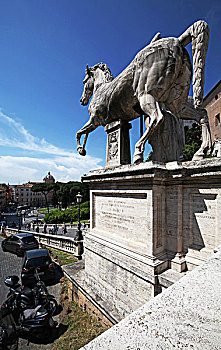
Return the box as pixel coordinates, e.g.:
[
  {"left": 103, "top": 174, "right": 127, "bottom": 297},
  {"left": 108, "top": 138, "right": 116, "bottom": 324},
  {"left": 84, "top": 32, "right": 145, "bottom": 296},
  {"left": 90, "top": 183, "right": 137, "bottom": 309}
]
[
  {"left": 80, "top": 63, "right": 114, "bottom": 106},
  {"left": 80, "top": 65, "right": 94, "bottom": 106}
]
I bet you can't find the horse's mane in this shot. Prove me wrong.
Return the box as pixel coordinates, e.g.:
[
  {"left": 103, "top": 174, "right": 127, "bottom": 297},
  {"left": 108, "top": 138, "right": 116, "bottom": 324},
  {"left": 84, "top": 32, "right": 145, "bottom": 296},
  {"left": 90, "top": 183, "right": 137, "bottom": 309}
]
[{"left": 90, "top": 63, "right": 114, "bottom": 83}]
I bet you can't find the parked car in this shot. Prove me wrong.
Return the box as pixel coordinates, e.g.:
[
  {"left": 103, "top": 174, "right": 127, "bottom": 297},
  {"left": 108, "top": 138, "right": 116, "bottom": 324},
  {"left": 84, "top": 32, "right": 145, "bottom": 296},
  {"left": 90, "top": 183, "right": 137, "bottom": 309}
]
[
  {"left": 1, "top": 233, "right": 39, "bottom": 257},
  {"left": 21, "top": 249, "right": 56, "bottom": 285}
]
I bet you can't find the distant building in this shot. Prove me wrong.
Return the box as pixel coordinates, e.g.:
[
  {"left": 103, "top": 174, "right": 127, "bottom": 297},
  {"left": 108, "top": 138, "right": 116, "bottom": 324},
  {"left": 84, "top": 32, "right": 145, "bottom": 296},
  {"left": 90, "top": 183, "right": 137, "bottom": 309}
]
[
  {"left": 11, "top": 183, "right": 44, "bottom": 208},
  {"left": 202, "top": 80, "right": 221, "bottom": 142},
  {"left": 43, "top": 172, "right": 55, "bottom": 203},
  {"left": 43, "top": 172, "right": 55, "bottom": 183},
  {"left": 0, "top": 186, "right": 7, "bottom": 212},
  {"left": 202, "top": 80, "right": 221, "bottom": 156},
  {"left": 0, "top": 184, "right": 11, "bottom": 212},
  {"left": 10, "top": 172, "right": 56, "bottom": 207}
]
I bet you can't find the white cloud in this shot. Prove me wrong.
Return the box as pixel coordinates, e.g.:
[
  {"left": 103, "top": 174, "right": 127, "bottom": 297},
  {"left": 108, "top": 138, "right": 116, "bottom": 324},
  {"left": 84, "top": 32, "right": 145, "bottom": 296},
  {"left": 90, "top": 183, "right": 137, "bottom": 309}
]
[
  {"left": 0, "top": 154, "right": 102, "bottom": 184},
  {"left": 0, "top": 109, "right": 102, "bottom": 184},
  {"left": 0, "top": 110, "right": 72, "bottom": 156}
]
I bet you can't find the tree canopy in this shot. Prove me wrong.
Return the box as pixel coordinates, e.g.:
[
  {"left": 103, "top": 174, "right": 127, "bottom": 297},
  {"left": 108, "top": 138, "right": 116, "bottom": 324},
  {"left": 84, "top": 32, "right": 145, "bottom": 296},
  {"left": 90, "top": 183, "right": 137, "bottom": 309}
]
[
  {"left": 183, "top": 123, "right": 202, "bottom": 161},
  {"left": 52, "top": 181, "right": 89, "bottom": 209},
  {"left": 32, "top": 181, "right": 89, "bottom": 210},
  {"left": 32, "top": 182, "right": 56, "bottom": 213}
]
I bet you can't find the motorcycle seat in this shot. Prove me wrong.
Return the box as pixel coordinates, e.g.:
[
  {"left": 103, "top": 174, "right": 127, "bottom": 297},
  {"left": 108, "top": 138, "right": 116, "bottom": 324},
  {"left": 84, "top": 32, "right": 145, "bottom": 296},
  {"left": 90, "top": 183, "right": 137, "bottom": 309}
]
[{"left": 22, "top": 305, "right": 44, "bottom": 320}]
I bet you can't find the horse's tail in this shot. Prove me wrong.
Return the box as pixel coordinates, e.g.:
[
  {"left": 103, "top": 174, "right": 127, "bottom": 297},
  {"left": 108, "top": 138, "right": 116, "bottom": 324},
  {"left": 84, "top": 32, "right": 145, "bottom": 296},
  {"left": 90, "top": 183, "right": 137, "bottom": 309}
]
[{"left": 179, "top": 20, "right": 209, "bottom": 108}]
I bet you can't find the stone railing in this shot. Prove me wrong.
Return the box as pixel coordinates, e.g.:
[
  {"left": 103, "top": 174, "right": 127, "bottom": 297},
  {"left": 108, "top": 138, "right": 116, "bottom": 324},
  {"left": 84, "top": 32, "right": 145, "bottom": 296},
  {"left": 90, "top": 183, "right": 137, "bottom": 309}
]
[
  {"left": 36, "top": 223, "right": 90, "bottom": 230},
  {"left": 34, "top": 232, "right": 84, "bottom": 260},
  {"left": 2, "top": 227, "right": 84, "bottom": 260}
]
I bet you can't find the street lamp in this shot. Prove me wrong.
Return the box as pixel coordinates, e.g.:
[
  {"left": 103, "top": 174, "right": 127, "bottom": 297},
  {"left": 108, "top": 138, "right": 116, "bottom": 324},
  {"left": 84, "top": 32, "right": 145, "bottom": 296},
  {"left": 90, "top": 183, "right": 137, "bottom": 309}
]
[
  {"left": 75, "top": 192, "right": 83, "bottom": 241},
  {"left": 17, "top": 211, "right": 22, "bottom": 230},
  {"left": 70, "top": 202, "right": 75, "bottom": 227}
]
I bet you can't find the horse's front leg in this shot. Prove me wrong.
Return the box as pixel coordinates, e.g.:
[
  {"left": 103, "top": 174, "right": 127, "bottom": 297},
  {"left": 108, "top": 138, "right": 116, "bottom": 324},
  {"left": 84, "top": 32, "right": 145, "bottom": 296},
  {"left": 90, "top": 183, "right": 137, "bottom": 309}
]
[{"left": 76, "top": 120, "right": 97, "bottom": 156}]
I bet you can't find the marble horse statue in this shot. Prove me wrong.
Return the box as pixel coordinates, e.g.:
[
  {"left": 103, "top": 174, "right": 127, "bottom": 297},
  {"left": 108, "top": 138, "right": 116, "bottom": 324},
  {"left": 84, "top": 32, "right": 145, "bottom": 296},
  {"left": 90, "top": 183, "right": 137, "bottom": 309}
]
[{"left": 76, "top": 20, "right": 211, "bottom": 164}]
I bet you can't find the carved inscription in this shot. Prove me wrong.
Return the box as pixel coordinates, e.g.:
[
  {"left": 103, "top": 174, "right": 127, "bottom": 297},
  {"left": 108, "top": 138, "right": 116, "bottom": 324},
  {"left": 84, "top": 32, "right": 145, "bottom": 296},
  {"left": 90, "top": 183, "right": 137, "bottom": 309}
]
[{"left": 93, "top": 193, "right": 150, "bottom": 244}]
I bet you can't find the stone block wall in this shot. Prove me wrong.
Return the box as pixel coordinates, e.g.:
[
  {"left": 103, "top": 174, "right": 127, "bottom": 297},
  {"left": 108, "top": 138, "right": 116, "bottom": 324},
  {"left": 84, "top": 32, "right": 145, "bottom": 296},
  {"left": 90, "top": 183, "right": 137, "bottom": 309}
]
[
  {"left": 81, "top": 159, "right": 221, "bottom": 320},
  {"left": 84, "top": 237, "right": 154, "bottom": 320},
  {"left": 80, "top": 246, "right": 221, "bottom": 350},
  {"left": 66, "top": 278, "right": 112, "bottom": 328}
]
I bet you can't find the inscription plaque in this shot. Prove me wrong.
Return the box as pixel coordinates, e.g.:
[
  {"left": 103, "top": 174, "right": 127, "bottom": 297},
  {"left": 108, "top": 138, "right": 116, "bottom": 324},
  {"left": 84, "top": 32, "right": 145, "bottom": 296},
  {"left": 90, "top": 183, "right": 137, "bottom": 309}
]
[{"left": 92, "top": 192, "right": 152, "bottom": 247}]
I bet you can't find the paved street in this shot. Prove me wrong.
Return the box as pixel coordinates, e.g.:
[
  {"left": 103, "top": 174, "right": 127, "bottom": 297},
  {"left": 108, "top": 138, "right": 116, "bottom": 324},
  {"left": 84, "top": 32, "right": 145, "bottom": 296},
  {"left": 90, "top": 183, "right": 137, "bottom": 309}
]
[
  {"left": 22, "top": 212, "right": 79, "bottom": 238},
  {"left": 0, "top": 236, "right": 62, "bottom": 350}
]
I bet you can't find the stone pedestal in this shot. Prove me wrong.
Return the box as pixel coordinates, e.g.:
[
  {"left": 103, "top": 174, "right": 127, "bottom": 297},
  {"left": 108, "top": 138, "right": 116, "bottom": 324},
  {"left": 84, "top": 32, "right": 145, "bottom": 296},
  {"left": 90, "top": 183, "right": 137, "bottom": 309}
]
[
  {"left": 66, "top": 159, "right": 221, "bottom": 323},
  {"left": 105, "top": 120, "right": 132, "bottom": 167}
]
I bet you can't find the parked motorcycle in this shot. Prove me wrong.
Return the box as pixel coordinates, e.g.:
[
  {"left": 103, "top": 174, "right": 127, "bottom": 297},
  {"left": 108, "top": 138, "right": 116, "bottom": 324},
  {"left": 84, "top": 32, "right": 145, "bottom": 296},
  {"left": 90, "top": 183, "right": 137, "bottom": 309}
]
[
  {"left": 6, "top": 269, "right": 58, "bottom": 316},
  {"left": 1, "top": 273, "right": 57, "bottom": 342}
]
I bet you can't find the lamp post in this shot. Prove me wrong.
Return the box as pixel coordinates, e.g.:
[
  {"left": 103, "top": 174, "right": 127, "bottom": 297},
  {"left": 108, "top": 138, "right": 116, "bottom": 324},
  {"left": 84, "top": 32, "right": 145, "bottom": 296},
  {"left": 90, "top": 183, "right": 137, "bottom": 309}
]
[
  {"left": 70, "top": 202, "right": 75, "bottom": 227},
  {"left": 17, "top": 211, "right": 22, "bottom": 231},
  {"left": 75, "top": 192, "right": 83, "bottom": 241}
]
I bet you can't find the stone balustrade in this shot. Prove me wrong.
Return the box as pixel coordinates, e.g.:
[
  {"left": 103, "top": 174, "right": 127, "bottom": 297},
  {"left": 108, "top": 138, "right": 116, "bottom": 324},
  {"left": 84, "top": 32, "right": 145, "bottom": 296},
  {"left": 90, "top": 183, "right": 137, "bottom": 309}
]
[
  {"left": 2, "top": 227, "right": 84, "bottom": 260},
  {"left": 36, "top": 223, "right": 90, "bottom": 230}
]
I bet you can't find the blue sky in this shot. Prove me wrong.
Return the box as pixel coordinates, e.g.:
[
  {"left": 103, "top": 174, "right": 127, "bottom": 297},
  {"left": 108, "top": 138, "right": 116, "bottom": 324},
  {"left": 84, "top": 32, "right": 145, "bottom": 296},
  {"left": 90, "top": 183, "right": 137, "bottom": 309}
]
[{"left": 0, "top": 0, "right": 220, "bottom": 184}]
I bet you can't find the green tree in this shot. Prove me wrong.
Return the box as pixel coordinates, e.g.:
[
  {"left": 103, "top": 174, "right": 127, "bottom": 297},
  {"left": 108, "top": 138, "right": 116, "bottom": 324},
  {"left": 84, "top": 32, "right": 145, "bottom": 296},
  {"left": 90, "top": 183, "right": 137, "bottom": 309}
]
[
  {"left": 183, "top": 123, "right": 202, "bottom": 161},
  {"left": 43, "top": 201, "right": 90, "bottom": 224},
  {"left": 53, "top": 181, "right": 89, "bottom": 209},
  {"left": 31, "top": 183, "right": 56, "bottom": 213}
]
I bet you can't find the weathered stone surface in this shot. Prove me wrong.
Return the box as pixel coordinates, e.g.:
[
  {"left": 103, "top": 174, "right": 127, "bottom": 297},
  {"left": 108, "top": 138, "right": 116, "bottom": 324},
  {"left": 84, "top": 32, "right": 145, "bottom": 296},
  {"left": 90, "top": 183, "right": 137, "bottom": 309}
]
[
  {"left": 79, "top": 158, "right": 221, "bottom": 320},
  {"left": 105, "top": 120, "right": 132, "bottom": 167},
  {"left": 76, "top": 20, "right": 211, "bottom": 163},
  {"left": 80, "top": 247, "right": 221, "bottom": 350},
  {"left": 212, "top": 140, "right": 221, "bottom": 157}
]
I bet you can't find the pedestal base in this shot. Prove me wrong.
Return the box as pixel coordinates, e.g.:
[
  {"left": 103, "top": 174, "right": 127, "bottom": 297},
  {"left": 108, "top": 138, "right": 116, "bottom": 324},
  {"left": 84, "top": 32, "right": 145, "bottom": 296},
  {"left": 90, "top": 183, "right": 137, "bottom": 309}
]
[{"left": 69, "top": 159, "right": 221, "bottom": 321}]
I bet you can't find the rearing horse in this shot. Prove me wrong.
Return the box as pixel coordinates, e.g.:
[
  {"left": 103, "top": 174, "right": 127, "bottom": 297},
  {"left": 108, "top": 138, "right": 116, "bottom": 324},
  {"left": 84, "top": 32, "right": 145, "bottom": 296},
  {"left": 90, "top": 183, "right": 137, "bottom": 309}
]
[{"left": 76, "top": 20, "right": 211, "bottom": 164}]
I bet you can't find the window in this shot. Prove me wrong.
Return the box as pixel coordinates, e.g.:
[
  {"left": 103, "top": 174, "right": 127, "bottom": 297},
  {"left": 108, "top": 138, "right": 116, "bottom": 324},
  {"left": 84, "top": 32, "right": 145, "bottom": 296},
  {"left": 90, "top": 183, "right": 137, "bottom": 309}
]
[{"left": 215, "top": 113, "right": 220, "bottom": 127}]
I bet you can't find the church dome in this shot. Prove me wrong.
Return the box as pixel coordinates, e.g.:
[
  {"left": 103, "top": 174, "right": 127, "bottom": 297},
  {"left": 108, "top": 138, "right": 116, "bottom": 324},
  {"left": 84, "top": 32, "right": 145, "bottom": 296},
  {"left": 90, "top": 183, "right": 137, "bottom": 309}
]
[{"left": 43, "top": 172, "right": 55, "bottom": 183}]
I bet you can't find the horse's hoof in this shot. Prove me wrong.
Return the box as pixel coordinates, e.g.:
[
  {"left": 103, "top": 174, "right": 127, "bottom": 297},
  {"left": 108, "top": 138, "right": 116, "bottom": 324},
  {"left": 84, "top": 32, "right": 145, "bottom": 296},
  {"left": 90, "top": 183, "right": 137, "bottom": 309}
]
[
  {"left": 192, "top": 153, "right": 204, "bottom": 161},
  {"left": 133, "top": 153, "right": 143, "bottom": 164},
  {"left": 78, "top": 147, "right": 86, "bottom": 156},
  {"left": 80, "top": 149, "right": 86, "bottom": 156}
]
